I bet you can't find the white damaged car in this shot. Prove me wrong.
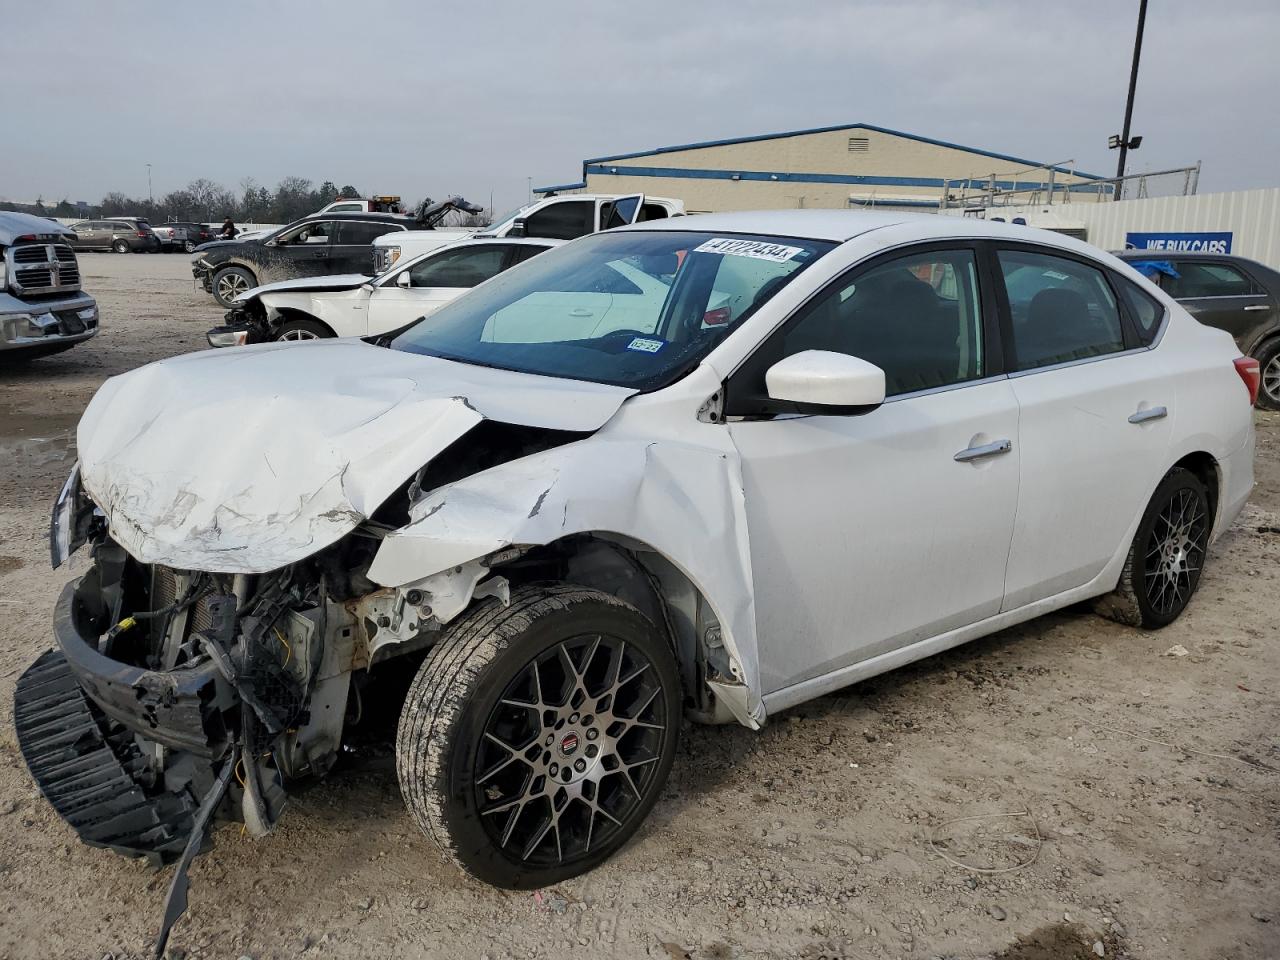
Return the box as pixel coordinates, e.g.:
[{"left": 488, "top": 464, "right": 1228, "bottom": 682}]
[
  {"left": 208, "top": 236, "right": 563, "bottom": 345},
  {"left": 18, "top": 212, "right": 1256, "bottom": 937}
]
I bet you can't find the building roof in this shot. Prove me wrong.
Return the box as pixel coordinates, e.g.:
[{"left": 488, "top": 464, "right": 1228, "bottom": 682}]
[{"left": 582, "top": 122, "right": 1105, "bottom": 180}]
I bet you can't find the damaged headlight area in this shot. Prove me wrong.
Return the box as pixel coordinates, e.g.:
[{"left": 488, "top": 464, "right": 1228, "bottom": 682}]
[{"left": 49, "top": 462, "right": 104, "bottom": 568}]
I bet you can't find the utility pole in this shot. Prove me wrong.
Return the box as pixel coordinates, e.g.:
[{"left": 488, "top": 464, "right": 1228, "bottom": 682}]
[
  {"left": 146, "top": 163, "right": 153, "bottom": 205},
  {"left": 527, "top": 176, "right": 532, "bottom": 203},
  {"left": 1112, "top": 0, "right": 1148, "bottom": 197}
]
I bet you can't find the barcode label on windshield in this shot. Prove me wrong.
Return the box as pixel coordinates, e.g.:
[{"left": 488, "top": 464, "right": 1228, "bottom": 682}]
[{"left": 694, "top": 238, "right": 805, "bottom": 263}]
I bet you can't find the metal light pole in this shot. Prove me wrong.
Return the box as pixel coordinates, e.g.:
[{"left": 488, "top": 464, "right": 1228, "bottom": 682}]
[
  {"left": 146, "top": 163, "right": 153, "bottom": 205},
  {"left": 1114, "top": 0, "right": 1148, "bottom": 193}
]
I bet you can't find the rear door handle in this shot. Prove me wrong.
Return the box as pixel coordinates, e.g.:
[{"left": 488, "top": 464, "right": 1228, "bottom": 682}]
[
  {"left": 954, "top": 438, "right": 1012, "bottom": 462},
  {"left": 1128, "top": 405, "right": 1168, "bottom": 424},
  {"left": 1243, "top": 304, "right": 1271, "bottom": 312}
]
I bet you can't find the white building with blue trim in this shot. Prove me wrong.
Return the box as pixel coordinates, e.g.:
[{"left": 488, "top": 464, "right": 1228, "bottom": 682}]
[{"left": 536, "top": 122, "right": 1108, "bottom": 213}]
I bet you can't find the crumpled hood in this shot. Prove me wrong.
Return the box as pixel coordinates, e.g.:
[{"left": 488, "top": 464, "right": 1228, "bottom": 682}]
[
  {"left": 235, "top": 274, "right": 372, "bottom": 302},
  {"left": 77, "top": 339, "right": 635, "bottom": 573}
]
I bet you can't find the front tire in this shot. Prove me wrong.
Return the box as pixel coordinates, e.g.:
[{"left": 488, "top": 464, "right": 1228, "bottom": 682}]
[
  {"left": 1255, "top": 338, "right": 1280, "bottom": 411},
  {"left": 273, "top": 318, "right": 332, "bottom": 341},
  {"left": 396, "top": 585, "right": 681, "bottom": 889},
  {"left": 1095, "top": 467, "right": 1211, "bottom": 628},
  {"left": 111, "top": 239, "right": 130, "bottom": 254},
  {"left": 211, "top": 266, "right": 256, "bottom": 308}
]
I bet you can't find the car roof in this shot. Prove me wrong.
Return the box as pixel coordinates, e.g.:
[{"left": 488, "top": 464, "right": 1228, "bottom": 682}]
[
  {"left": 1117, "top": 249, "right": 1244, "bottom": 260},
  {"left": 301, "top": 211, "right": 414, "bottom": 223},
  {"left": 620, "top": 209, "right": 1100, "bottom": 249}
]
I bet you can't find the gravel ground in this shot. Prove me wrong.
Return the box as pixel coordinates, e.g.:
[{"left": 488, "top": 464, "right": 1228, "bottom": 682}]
[{"left": 0, "top": 253, "right": 1276, "bottom": 960}]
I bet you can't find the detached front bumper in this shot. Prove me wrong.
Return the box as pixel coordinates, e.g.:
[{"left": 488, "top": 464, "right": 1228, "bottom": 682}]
[
  {"left": 192, "top": 259, "right": 214, "bottom": 292},
  {"left": 51, "top": 578, "right": 235, "bottom": 757},
  {"left": 0, "top": 295, "right": 99, "bottom": 353},
  {"left": 13, "top": 579, "right": 236, "bottom": 861}
]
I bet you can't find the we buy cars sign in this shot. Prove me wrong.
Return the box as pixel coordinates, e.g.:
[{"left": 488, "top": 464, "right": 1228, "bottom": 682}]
[{"left": 1125, "top": 231, "right": 1233, "bottom": 254}]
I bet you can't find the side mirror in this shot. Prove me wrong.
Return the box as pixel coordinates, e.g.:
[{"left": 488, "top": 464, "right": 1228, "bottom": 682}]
[
  {"left": 764, "top": 350, "right": 886, "bottom": 414},
  {"left": 396, "top": 271, "right": 412, "bottom": 289},
  {"left": 507, "top": 217, "right": 528, "bottom": 238}
]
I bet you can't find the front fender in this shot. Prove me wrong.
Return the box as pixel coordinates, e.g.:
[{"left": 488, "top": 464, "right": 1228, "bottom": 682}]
[{"left": 367, "top": 434, "right": 763, "bottom": 724}]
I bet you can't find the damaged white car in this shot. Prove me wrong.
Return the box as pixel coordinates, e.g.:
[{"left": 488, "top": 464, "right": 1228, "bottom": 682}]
[
  {"left": 207, "top": 237, "right": 563, "bottom": 346},
  {"left": 17, "top": 212, "right": 1256, "bottom": 948}
]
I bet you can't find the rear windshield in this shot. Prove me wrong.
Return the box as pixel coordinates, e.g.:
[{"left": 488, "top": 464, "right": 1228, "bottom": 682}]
[{"left": 391, "top": 230, "right": 834, "bottom": 391}]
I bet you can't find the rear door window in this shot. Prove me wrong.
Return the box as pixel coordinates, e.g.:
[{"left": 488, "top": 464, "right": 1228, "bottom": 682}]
[
  {"left": 998, "top": 249, "right": 1125, "bottom": 370},
  {"left": 335, "top": 221, "right": 400, "bottom": 245},
  {"left": 1166, "top": 261, "right": 1259, "bottom": 298}
]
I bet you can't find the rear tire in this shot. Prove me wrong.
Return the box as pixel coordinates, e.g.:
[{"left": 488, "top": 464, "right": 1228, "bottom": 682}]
[
  {"left": 396, "top": 585, "right": 681, "bottom": 889},
  {"left": 1255, "top": 338, "right": 1280, "bottom": 411},
  {"left": 111, "top": 240, "right": 129, "bottom": 254},
  {"left": 1094, "top": 467, "right": 1211, "bottom": 628},
  {"left": 184, "top": 240, "right": 196, "bottom": 254}
]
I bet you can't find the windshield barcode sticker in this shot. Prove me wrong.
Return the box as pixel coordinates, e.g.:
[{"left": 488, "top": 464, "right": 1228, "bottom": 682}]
[
  {"left": 627, "top": 337, "right": 665, "bottom": 353},
  {"left": 694, "top": 238, "right": 805, "bottom": 263}
]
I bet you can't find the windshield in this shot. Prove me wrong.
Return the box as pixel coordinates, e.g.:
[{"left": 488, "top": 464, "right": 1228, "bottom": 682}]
[{"left": 391, "top": 230, "right": 834, "bottom": 391}]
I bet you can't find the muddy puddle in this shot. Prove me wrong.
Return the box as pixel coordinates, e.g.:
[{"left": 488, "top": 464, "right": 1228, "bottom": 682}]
[{"left": 0, "top": 402, "right": 79, "bottom": 468}]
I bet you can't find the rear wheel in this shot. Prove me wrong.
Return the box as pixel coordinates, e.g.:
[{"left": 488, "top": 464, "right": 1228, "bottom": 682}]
[
  {"left": 273, "top": 318, "right": 332, "bottom": 342},
  {"left": 183, "top": 240, "right": 196, "bottom": 254},
  {"left": 396, "top": 585, "right": 681, "bottom": 888},
  {"left": 1256, "top": 339, "right": 1280, "bottom": 411},
  {"left": 111, "top": 239, "right": 129, "bottom": 254},
  {"left": 1095, "top": 467, "right": 1211, "bottom": 628},
  {"left": 211, "top": 266, "right": 256, "bottom": 308}
]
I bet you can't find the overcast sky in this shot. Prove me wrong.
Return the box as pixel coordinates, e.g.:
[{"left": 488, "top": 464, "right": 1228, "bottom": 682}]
[{"left": 3, "top": 0, "right": 1276, "bottom": 212}]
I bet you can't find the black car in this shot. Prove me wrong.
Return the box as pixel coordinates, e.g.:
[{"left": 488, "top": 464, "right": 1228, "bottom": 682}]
[
  {"left": 1117, "top": 250, "right": 1280, "bottom": 409},
  {"left": 68, "top": 218, "right": 161, "bottom": 253},
  {"left": 191, "top": 213, "right": 414, "bottom": 307}
]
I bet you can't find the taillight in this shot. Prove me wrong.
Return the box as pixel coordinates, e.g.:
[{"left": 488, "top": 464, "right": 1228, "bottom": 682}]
[
  {"left": 136, "top": 231, "right": 148, "bottom": 238},
  {"left": 702, "top": 306, "right": 732, "bottom": 326},
  {"left": 1234, "top": 356, "right": 1260, "bottom": 405}
]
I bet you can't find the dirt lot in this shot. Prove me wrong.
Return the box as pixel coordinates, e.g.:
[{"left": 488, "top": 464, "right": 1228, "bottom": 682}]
[{"left": 0, "top": 253, "right": 1276, "bottom": 960}]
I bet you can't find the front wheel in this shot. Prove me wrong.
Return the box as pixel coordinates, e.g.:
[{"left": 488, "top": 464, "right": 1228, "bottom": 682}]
[
  {"left": 396, "top": 586, "right": 681, "bottom": 889},
  {"left": 1095, "top": 467, "right": 1211, "bottom": 628},
  {"left": 274, "top": 318, "right": 332, "bottom": 341},
  {"left": 211, "top": 266, "right": 256, "bottom": 308},
  {"left": 111, "top": 239, "right": 130, "bottom": 254},
  {"left": 1255, "top": 339, "right": 1280, "bottom": 411}
]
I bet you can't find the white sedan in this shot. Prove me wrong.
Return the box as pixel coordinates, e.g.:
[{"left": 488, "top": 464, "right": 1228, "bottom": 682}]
[
  {"left": 31, "top": 213, "right": 1256, "bottom": 910},
  {"left": 206, "top": 236, "right": 563, "bottom": 345}
]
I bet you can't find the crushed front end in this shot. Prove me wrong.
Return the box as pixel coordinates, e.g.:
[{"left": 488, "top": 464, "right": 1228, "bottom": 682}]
[{"left": 17, "top": 470, "right": 372, "bottom": 867}]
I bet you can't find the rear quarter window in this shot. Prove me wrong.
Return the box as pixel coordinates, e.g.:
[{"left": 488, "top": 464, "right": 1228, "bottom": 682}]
[{"left": 1115, "top": 275, "right": 1165, "bottom": 346}]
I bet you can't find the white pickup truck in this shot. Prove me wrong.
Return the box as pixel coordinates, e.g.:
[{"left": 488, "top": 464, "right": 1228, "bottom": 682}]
[{"left": 372, "top": 193, "right": 683, "bottom": 272}]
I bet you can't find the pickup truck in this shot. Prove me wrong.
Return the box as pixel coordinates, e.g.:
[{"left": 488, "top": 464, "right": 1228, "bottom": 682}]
[
  {"left": 373, "top": 192, "right": 683, "bottom": 272},
  {"left": 0, "top": 212, "right": 99, "bottom": 360}
]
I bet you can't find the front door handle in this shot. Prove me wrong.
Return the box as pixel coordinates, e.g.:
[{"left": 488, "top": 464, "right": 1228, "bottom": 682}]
[
  {"left": 1244, "top": 304, "right": 1271, "bottom": 312},
  {"left": 954, "top": 438, "right": 1012, "bottom": 462},
  {"left": 1128, "top": 405, "right": 1168, "bottom": 424}
]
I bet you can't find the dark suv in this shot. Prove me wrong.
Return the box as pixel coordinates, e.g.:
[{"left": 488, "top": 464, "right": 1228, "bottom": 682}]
[
  {"left": 191, "top": 213, "right": 413, "bottom": 307},
  {"left": 68, "top": 218, "right": 161, "bottom": 253},
  {"left": 1117, "top": 250, "right": 1280, "bottom": 409}
]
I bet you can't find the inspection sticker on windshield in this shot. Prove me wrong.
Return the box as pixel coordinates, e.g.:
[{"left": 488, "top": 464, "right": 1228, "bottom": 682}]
[
  {"left": 627, "top": 337, "right": 665, "bottom": 353},
  {"left": 694, "top": 238, "right": 805, "bottom": 263}
]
